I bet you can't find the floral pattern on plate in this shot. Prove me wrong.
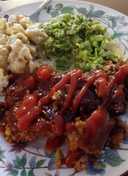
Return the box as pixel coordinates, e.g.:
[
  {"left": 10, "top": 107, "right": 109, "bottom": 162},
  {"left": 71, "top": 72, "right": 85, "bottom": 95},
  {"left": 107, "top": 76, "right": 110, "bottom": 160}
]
[
  {"left": 0, "top": 136, "right": 128, "bottom": 176},
  {"left": 0, "top": 0, "right": 128, "bottom": 176}
]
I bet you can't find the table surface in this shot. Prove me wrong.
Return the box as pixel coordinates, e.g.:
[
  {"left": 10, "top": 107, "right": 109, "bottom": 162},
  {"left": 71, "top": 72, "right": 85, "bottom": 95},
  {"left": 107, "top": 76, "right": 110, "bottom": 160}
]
[
  {"left": 0, "top": 0, "right": 128, "bottom": 15},
  {"left": 87, "top": 0, "right": 128, "bottom": 15}
]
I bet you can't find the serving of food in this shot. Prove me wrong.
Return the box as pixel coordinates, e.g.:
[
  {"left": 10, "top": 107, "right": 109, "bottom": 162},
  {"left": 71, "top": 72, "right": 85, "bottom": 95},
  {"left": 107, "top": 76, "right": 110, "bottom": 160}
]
[
  {"left": 0, "top": 13, "right": 124, "bottom": 94},
  {"left": 0, "top": 0, "right": 128, "bottom": 176}
]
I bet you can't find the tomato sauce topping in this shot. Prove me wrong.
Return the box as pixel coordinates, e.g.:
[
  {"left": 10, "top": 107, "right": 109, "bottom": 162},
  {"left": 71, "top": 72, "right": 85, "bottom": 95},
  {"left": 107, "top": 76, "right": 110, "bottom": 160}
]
[{"left": 0, "top": 64, "right": 128, "bottom": 170}]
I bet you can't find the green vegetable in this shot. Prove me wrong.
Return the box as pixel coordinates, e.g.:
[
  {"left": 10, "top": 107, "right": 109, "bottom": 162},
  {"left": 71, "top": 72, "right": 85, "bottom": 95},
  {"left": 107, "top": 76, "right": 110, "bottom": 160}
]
[{"left": 40, "top": 13, "right": 122, "bottom": 71}]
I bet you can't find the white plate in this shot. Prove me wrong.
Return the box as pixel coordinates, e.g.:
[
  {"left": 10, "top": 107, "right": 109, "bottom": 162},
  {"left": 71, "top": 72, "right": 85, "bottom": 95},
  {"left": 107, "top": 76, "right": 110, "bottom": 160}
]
[{"left": 0, "top": 1, "right": 128, "bottom": 176}]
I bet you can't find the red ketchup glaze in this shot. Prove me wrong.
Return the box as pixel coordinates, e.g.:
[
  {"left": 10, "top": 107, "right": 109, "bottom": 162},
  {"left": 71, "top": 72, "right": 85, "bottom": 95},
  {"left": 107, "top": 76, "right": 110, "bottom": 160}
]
[
  {"left": 23, "top": 76, "right": 35, "bottom": 88},
  {"left": 6, "top": 64, "right": 128, "bottom": 143},
  {"left": 84, "top": 107, "right": 109, "bottom": 141},
  {"left": 79, "top": 107, "right": 113, "bottom": 153},
  {"left": 34, "top": 120, "right": 52, "bottom": 134},
  {"left": 15, "top": 94, "right": 41, "bottom": 130},
  {"left": 114, "top": 64, "right": 128, "bottom": 84},
  {"left": 36, "top": 65, "right": 53, "bottom": 81},
  {"left": 52, "top": 114, "right": 65, "bottom": 135},
  {"left": 1, "top": 64, "right": 128, "bottom": 171},
  {"left": 72, "top": 71, "right": 109, "bottom": 111},
  {"left": 46, "top": 136, "right": 65, "bottom": 151},
  {"left": 1, "top": 62, "right": 128, "bottom": 173},
  {"left": 38, "top": 73, "right": 71, "bottom": 106},
  {"left": 62, "top": 69, "right": 82, "bottom": 112},
  {"left": 17, "top": 106, "right": 40, "bottom": 130},
  {"left": 15, "top": 94, "right": 38, "bottom": 119},
  {"left": 72, "top": 74, "right": 95, "bottom": 112},
  {"left": 94, "top": 77, "right": 109, "bottom": 98}
]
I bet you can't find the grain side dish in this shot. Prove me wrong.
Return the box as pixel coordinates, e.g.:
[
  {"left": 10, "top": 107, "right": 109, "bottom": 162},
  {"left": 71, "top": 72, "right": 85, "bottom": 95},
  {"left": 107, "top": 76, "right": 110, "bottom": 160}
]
[
  {"left": 0, "top": 13, "right": 127, "bottom": 172},
  {"left": 0, "top": 15, "right": 47, "bottom": 93},
  {"left": 0, "top": 13, "right": 124, "bottom": 94}
]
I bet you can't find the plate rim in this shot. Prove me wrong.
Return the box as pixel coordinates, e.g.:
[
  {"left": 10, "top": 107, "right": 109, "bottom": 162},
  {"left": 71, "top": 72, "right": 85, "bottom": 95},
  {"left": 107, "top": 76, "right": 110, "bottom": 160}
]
[
  {"left": 3, "top": 0, "right": 128, "bottom": 18},
  {"left": 1, "top": 0, "right": 128, "bottom": 176}
]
